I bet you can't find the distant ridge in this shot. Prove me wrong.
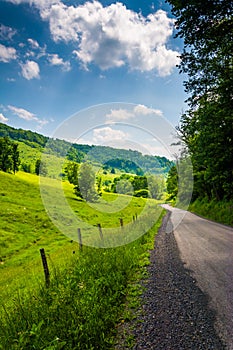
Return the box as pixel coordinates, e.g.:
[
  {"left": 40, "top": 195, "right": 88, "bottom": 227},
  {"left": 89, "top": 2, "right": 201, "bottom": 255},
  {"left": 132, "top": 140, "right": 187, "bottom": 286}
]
[{"left": 0, "top": 122, "right": 174, "bottom": 174}]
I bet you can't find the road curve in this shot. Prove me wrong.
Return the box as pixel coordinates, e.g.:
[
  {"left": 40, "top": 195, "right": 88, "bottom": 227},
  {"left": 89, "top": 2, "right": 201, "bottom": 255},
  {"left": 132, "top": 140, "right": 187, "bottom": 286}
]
[{"left": 162, "top": 204, "right": 233, "bottom": 350}]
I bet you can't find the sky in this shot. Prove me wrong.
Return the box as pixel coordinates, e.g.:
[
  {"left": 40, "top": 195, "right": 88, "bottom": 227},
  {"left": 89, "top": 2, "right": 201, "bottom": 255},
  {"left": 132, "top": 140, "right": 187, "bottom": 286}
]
[{"left": 0, "top": 0, "right": 186, "bottom": 158}]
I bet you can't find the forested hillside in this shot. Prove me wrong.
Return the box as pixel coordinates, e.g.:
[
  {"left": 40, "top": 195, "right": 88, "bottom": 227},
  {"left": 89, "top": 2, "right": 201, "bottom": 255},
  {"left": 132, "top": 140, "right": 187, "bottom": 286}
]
[
  {"left": 0, "top": 123, "right": 173, "bottom": 175},
  {"left": 167, "top": 0, "right": 233, "bottom": 202}
]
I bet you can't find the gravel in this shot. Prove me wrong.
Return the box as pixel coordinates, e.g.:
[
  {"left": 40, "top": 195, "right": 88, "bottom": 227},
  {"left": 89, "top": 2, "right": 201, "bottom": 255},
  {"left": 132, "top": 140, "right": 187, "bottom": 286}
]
[{"left": 121, "top": 212, "right": 227, "bottom": 349}]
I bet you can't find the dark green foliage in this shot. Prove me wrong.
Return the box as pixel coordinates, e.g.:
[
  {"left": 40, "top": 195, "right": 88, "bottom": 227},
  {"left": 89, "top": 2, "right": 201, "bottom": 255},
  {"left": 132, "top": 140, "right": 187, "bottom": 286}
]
[
  {"left": 65, "top": 162, "right": 79, "bottom": 184},
  {"left": 167, "top": 0, "right": 233, "bottom": 201},
  {"left": 20, "top": 163, "right": 32, "bottom": 173},
  {"left": 0, "top": 137, "right": 20, "bottom": 173},
  {"left": 35, "top": 159, "right": 48, "bottom": 177},
  {"left": 134, "top": 189, "right": 150, "bottom": 198},
  {"left": 166, "top": 166, "right": 178, "bottom": 201}
]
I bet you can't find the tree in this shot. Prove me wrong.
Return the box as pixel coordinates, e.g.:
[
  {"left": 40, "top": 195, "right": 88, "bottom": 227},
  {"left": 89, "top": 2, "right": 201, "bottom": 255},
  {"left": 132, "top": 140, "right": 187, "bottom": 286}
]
[
  {"left": 167, "top": 0, "right": 233, "bottom": 200},
  {"left": 166, "top": 166, "right": 178, "bottom": 201},
  {"left": 35, "top": 159, "right": 48, "bottom": 176},
  {"left": 65, "top": 162, "right": 79, "bottom": 184},
  {"left": 74, "top": 163, "right": 99, "bottom": 202},
  {"left": 0, "top": 137, "right": 20, "bottom": 173},
  {"left": 147, "top": 175, "right": 165, "bottom": 199},
  {"left": 11, "top": 143, "right": 20, "bottom": 174}
]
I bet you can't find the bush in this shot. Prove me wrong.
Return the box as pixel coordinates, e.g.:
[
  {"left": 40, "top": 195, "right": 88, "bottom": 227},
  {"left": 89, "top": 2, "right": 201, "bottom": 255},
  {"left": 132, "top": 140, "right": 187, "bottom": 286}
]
[{"left": 134, "top": 189, "right": 150, "bottom": 198}]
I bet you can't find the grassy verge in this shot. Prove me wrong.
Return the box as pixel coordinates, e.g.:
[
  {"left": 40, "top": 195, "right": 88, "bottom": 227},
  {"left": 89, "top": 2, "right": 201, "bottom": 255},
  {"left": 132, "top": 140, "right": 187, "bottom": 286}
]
[
  {"left": 0, "top": 170, "right": 164, "bottom": 349},
  {"left": 0, "top": 214, "right": 163, "bottom": 349},
  {"left": 189, "top": 198, "right": 233, "bottom": 226}
]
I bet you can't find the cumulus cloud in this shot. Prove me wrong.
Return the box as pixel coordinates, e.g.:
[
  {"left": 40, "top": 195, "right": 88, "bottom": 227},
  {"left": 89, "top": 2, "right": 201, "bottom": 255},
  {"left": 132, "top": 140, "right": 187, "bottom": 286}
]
[
  {"left": 20, "top": 60, "right": 40, "bottom": 79},
  {"left": 134, "top": 104, "right": 163, "bottom": 116},
  {"left": 105, "top": 105, "right": 163, "bottom": 123},
  {"left": 93, "top": 126, "right": 129, "bottom": 144},
  {"left": 0, "top": 113, "right": 8, "bottom": 123},
  {"left": 0, "top": 44, "right": 17, "bottom": 62},
  {"left": 8, "top": 105, "right": 48, "bottom": 128},
  {"left": 106, "top": 109, "right": 134, "bottom": 123},
  {"left": 0, "top": 24, "right": 17, "bottom": 41},
  {"left": 48, "top": 53, "right": 71, "bottom": 71},
  {"left": 42, "top": 2, "right": 180, "bottom": 74},
  {"left": 7, "top": 0, "right": 180, "bottom": 75}
]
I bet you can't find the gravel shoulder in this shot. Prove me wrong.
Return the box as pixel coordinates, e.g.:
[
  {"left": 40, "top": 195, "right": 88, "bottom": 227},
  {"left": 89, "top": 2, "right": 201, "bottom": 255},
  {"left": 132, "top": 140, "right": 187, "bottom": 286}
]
[{"left": 116, "top": 212, "right": 226, "bottom": 349}]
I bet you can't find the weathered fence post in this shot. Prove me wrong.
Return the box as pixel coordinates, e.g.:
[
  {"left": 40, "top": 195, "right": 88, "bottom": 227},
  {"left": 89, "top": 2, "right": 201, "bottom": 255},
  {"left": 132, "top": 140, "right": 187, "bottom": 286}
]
[
  {"left": 120, "top": 218, "right": 124, "bottom": 229},
  {"left": 78, "top": 228, "right": 83, "bottom": 251},
  {"left": 98, "top": 223, "right": 104, "bottom": 240},
  {"left": 40, "top": 248, "right": 50, "bottom": 288}
]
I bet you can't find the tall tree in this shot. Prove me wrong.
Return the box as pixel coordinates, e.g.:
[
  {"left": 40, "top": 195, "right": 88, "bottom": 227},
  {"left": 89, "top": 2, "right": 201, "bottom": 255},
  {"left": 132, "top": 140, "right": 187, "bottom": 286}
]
[
  {"left": 167, "top": 0, "right": 233, "bottom": 200},
  {"left": 0, "top": 137, "right": 20, "bottom": 173},
  {"left": 74, "top": 162, "right": 99, "bottom": 202},
  {"left": 11, "top": 143, "right": 20, "bottom": 174}
]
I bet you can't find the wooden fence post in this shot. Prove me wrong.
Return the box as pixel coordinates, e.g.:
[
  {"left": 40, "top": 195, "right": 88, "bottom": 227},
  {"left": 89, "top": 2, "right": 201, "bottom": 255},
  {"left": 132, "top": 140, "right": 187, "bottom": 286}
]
[
  {"left": 120, "top": 218, "right": 124, "bottom": 229},
  {"left": 98, "top": 223, "right": 104, "bottom": 240},
  {"left": 78, "top": 228, "right": 83, "bottom": 251},
  {"left": 40, "top": 248, "right": 50, "bottom": 288}
]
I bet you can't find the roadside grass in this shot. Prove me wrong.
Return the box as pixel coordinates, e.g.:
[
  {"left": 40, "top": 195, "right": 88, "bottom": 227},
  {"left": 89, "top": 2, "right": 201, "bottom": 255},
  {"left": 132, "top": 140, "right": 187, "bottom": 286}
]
[
  {"left": 0, "top": 216, "right": 163, "bottom": 350},
  {"left": 0, "top": 169, "right": 164, "bottom": 349},
  {"left": 189, "top": 198, "right": 233, "bottom": 226},
  {"left": 0, "top": 171, "right": 162, "bottom": 308}
]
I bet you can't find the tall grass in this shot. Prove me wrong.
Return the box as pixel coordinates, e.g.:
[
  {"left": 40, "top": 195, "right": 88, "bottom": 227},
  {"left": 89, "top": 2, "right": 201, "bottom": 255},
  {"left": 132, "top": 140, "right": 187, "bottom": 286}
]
[
  {"left": 0, "top": 170, "right": 164, "bottom": 348},
  {"left": 0, "top": 216, "right": 163, "bottom": 349},
  {"left": 189, "top": 198, "right": 233, "bottom": 226}
]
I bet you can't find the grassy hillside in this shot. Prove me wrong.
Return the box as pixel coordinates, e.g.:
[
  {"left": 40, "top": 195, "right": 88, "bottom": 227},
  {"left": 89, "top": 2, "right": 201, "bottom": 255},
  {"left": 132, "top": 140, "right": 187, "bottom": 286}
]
[
  {"left": 0, "top": 122, "right": 174, "bottom": 175},
  {"left": 0, "top": 170, "right": 164, "bottom": 349},
  {"left": 0, "top": 171, "right": 161, "bottom": 304}
]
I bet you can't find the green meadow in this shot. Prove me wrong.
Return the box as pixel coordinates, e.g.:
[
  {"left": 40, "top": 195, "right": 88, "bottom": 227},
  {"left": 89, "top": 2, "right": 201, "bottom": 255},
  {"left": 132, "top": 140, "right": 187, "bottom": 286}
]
[{"left": 0, "top": 170, "right": 164, "bottom": 349}]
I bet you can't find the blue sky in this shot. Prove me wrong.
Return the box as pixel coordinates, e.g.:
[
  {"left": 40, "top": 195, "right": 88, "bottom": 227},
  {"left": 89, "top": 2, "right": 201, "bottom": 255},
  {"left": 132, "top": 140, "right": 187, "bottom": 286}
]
[{"left": 0, "top": 0, "right": 186, "bottom": 158}]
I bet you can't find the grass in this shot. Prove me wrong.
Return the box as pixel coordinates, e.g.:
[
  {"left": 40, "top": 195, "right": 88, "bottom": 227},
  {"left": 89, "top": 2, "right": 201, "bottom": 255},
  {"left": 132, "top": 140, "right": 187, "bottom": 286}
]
[
  {"left": 0, "top": 170, "right": 164, "bottom": 349},
  {"left": 189, "top": 198, "right": 233, "bottom": 226}
]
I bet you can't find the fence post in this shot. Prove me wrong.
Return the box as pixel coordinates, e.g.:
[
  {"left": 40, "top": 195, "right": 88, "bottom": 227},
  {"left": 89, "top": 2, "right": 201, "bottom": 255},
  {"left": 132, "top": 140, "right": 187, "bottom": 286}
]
[
  {"left": 120, "top": 218, "right": 124, "bottom": 229},
  {"left": 40, "top": 248, "right": 50, "bottom": 288},
  {"left": 98, "top": 223, "right": 104, "bottom": 240},
  {"left": 78, "top": 228, "right": 83, "bottom": 251}
]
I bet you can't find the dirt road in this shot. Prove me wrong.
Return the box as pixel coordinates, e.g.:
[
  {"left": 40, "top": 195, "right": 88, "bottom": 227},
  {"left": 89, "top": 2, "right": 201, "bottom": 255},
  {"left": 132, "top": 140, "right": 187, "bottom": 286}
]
[{"left": 163, "top": 205, "right": 233, "bottom": 349}]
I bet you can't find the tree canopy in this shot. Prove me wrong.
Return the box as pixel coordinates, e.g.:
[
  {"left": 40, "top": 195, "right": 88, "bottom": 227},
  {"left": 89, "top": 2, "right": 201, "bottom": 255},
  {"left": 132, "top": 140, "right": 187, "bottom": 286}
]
[
  {"left": 167, "top": 0, "right": 233, "bottom": 200},
  {"left": 0, "top": 137, "right": 20, "bottom": 174}
]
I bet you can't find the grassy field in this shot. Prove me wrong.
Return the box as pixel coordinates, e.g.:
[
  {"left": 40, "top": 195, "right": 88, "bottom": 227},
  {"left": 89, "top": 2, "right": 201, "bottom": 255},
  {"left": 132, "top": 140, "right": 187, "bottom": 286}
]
[{"left": 0, "top": 170, "right": 163, "bottom": 349}]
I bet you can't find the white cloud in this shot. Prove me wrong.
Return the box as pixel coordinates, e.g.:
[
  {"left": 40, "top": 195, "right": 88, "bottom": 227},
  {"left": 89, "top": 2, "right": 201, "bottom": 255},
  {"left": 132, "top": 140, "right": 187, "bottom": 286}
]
[
  {"left": 0, "top": 44, "right": 17, "bottom": 62},
  {"left": 134, "top": 104, "right": 163, "bottom": 116},
  {"left": 27, "top": 38, "right": 40, "bottom": 49},
  {"left": 48, "top": 53, "right": 71, "bottom": 71},
  {"left": 0, "top": 113, "right": 8, "bottom": 123},
  {"left": 105, "top": 105, "right": 163, "bottom": 124},
  {"left": 93, "top": 127, "right": 129, "bottom": 144},
  {"left": 106, "top": 109, "right": 134, "bottom": 123},
  {"left": 8, "top": 105, "right": 37, "bottom": 121},
  {"left": 42, "top": 2, "right": 180, "bottom": 74},
  {"left": 0, "top": 24, "right": 17, "bottom": 41},
  {"left": 7, "top": 0, "right": 179, "bottom": 75},
  {"left": 20, "top": 60, "right": 40, "bottom": 80},
  {"left": 7, "top": 105, "right": 48, "bottom": 128}
]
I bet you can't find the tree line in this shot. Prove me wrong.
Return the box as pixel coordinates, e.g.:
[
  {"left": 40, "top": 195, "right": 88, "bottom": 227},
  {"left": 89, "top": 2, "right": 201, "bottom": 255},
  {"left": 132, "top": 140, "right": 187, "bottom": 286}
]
[
  {"left": 166, "top": 0, "right": 233, "bottom": 202},
  {"left": 65, "top": 162, "right": 165, "bottom": 202}
]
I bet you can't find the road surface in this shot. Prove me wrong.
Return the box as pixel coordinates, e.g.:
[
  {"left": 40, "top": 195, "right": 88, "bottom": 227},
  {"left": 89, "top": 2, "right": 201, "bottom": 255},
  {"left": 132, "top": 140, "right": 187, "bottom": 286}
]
[{"left": 162, "top": 204, "right": 233, "bottom": 349}]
